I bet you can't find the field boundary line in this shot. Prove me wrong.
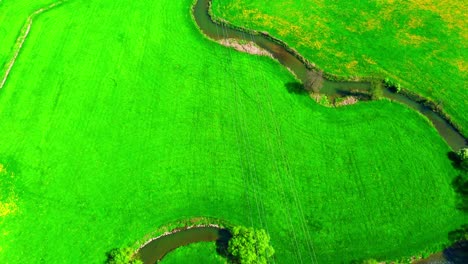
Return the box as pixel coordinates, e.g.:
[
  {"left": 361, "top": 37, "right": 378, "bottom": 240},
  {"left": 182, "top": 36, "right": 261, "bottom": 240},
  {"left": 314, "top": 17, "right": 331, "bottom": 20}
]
[{"left": 0, "top": 0, "right": 68, "bottom": 89}]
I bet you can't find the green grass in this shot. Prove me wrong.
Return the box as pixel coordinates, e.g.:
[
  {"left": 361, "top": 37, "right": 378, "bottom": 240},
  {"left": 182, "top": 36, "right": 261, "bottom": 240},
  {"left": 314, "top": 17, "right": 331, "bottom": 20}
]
[
  {"left": 212, "top": 0, "right": 468, "bottom": 135},
  {"left": 0, "top": 0, "right": 464, "bottom": 263},
  {"left": 0, "top": 0, "right": 59, "bottom": 71},
  {"left": 160, "top": 242, "right": 226, "bottom": 263}
]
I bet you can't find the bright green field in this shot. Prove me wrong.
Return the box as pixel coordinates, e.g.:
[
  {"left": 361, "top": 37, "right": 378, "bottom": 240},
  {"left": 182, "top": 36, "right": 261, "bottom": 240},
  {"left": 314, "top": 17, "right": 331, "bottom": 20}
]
[
  {"left": 0, "top": 0, "right": 465, "bottom": 263},
  {"left": 0, "top": 0, "right": 58, "bottom": 66},
  {"left": 161, "top": 242, "right": 226, "bottom": 263},
  {"left": 212, "top": 0, "right": 468, "bottom": 135}
]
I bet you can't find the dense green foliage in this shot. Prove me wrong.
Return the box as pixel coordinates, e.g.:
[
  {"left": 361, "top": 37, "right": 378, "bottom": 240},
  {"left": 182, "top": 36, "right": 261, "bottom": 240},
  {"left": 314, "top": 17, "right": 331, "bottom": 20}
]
[
  {"left": 228, "top": 226, "right": 274, "bottom": 264},
  {"left": 212, "top": 0, "right": 468, "bottom": 134},
  {"left": 0, "top": 0, "right": 464, "bottom": 263},
  {"left": 384, "top": 78, "right": 402, "bottom": 93},
  {"left": 448, "top": 225, "right": 468, "bottom": 243},
  {"left": 161, "top": 242, "right": 226, "bottom": 263},
  {"left": 457, "top": 148, "right": 468, "bottom": 164},
  {"left": 106, "top": 248, "right": 142, "bottom": 264}
]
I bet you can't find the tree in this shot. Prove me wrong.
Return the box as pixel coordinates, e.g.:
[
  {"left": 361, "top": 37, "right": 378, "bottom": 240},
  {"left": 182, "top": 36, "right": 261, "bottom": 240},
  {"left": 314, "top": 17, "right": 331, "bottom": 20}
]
[
  {"left": 228, "top": 226, "right": 274, "bottom": 264},
  {"left": 304, "top": 70, "right": 324, "bottom": 93}
]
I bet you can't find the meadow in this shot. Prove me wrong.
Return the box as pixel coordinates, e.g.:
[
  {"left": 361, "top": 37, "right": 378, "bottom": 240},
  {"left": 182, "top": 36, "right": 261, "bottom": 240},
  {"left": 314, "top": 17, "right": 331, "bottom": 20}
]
[
  {"left": 212, "top": 0, "right": 468, "bottom": 135},
  {"left": 0, "top": 0, "right": 465, "bottom": 263}
]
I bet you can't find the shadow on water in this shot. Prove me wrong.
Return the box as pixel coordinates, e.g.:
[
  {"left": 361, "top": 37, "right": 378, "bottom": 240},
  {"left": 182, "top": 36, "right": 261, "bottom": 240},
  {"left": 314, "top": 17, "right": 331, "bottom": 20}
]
[
  {"left": 285, "top": 82, "right": 307, "bottom": 95},
  {"left": 334, "top": 89, "right": 372, "bottom": 100},
  {"left": 136, "top": 227, "right": 231, "bottom": 264},
  {"left": 215, "top": 228, "right": 233, "bottom": 258},
  {"left": 443, "top": 240, "right": 468, "bottom": 264}
]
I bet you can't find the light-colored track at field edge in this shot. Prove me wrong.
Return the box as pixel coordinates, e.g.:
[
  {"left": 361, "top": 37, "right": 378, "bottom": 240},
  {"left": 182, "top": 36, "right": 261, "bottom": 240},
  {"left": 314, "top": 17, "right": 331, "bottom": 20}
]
[{"left": 0, "top": 0, "right": 67, "bottom": 89}]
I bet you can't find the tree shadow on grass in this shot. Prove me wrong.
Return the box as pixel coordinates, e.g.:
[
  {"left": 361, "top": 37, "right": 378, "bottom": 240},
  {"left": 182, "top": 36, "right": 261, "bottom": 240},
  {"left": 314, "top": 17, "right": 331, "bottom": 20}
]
[
  {"left": 447, "top": 151, "right": 468, "bottom": 213},
  {"left": 451, "top": 174, "right": 468, "bottom": 213},
  {"left": 448, "top": 151, "right": 462, "bottom": 169}
]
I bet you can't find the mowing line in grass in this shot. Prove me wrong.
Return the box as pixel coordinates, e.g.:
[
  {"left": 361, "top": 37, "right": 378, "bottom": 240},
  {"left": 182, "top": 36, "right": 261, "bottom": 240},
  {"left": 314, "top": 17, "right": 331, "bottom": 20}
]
[{"left": 237, "top": 21, "right": 318, "bottom": 264}]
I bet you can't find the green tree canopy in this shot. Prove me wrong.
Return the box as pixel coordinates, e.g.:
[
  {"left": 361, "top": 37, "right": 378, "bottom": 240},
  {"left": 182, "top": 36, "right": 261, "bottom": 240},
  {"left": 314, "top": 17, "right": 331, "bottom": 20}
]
[{"left": 228, "top": 226, "right": 274, "bottom": 264}]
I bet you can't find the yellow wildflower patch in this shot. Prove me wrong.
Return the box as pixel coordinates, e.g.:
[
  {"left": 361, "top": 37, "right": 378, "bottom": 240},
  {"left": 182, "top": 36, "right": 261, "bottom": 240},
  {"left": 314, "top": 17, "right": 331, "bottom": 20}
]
[
  {"left": 0, "top": 201, "right": 17, "bottom": 217},
  {"left": 363, "top": 55, "right": 377, "bottom": 65},
  {"left": 407, "top": 17, "right": 424, "bottom": 29},
  {"left": 346, "top": 60, "right": 358, "bottom": 70},
  {"left": 454, "top": 60, "right": 468, "bottom": 74},
  {"left": 404, "top": 0, "right": 467, "bottom": 39},
  {"left": 0, "top": 193, "right": 17, "bottom": 219},
  {"left": 397, "top": 32, "right": 434, "bottom": 47},
  {"left": 361, "top": 18, "right": 382, "bottom": 32},
  {"left": 0, "top": 164, "right": 18, "bottom": 217}
]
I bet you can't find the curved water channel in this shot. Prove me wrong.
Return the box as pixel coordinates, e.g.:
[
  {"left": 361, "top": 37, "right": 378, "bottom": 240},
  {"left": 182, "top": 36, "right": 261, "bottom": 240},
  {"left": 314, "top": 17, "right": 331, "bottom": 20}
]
[
  {"left": 137, "top": 227, "right": 229, "bottom": 264},
  {"left": 194, "top": 0, "right": 467, "bottom": 150}
]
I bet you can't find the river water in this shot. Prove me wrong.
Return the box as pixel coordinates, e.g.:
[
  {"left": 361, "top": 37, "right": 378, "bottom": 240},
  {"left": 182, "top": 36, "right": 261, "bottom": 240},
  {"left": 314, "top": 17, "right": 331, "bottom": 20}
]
[{"left": 137, "top": 227, "right": 221, "bottom": 264}]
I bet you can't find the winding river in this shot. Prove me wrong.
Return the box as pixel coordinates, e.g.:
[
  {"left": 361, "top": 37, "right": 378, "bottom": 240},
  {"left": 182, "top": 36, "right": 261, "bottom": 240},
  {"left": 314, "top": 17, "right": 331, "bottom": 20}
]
[
  {"left": 137, "top": 227, "right": 226, "bottom": 264},
  {"left": 194, "top": 0, "right": 467, "bottom": 150}
]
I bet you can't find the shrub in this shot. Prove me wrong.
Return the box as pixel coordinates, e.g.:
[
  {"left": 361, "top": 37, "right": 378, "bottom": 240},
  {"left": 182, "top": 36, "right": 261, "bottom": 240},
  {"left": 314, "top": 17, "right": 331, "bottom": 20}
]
[
  {"left": 384, "top": 77, "right": 401, "bottom": 93},
  {"left": 457, "top": 148, "right": 468, "bottom": 172},
  {"left": 457, "top": 148, "right": 468, "bottom": 161},
  {"left": 106, "top": 248, "right": 142, "bottom": 264}
]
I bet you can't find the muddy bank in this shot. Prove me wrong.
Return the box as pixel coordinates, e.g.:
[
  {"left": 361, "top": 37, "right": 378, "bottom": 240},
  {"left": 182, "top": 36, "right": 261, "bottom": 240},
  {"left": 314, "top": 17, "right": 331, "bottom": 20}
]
[{"left": 218, "top": 39, "right": 272, "bottom": 57}]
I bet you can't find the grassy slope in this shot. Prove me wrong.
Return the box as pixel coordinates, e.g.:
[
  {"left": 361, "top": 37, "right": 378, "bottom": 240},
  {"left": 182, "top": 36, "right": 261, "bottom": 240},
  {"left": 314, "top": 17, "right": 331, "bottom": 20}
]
[
  {"left": 0, "top": 0, "right": 464, "bottom": 263},
  {"left": 161, "top": 242, "right": 226, "bottom": 263},
  {"left": 212, "top": 0, "right": 468, "bottom": 134}
]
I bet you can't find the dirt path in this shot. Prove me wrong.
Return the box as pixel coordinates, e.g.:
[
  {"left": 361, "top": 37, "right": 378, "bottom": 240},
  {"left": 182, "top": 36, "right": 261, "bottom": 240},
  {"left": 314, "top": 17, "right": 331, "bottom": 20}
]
[{"left": 0, "top": 0, "right": 67, "bottom": 89}]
